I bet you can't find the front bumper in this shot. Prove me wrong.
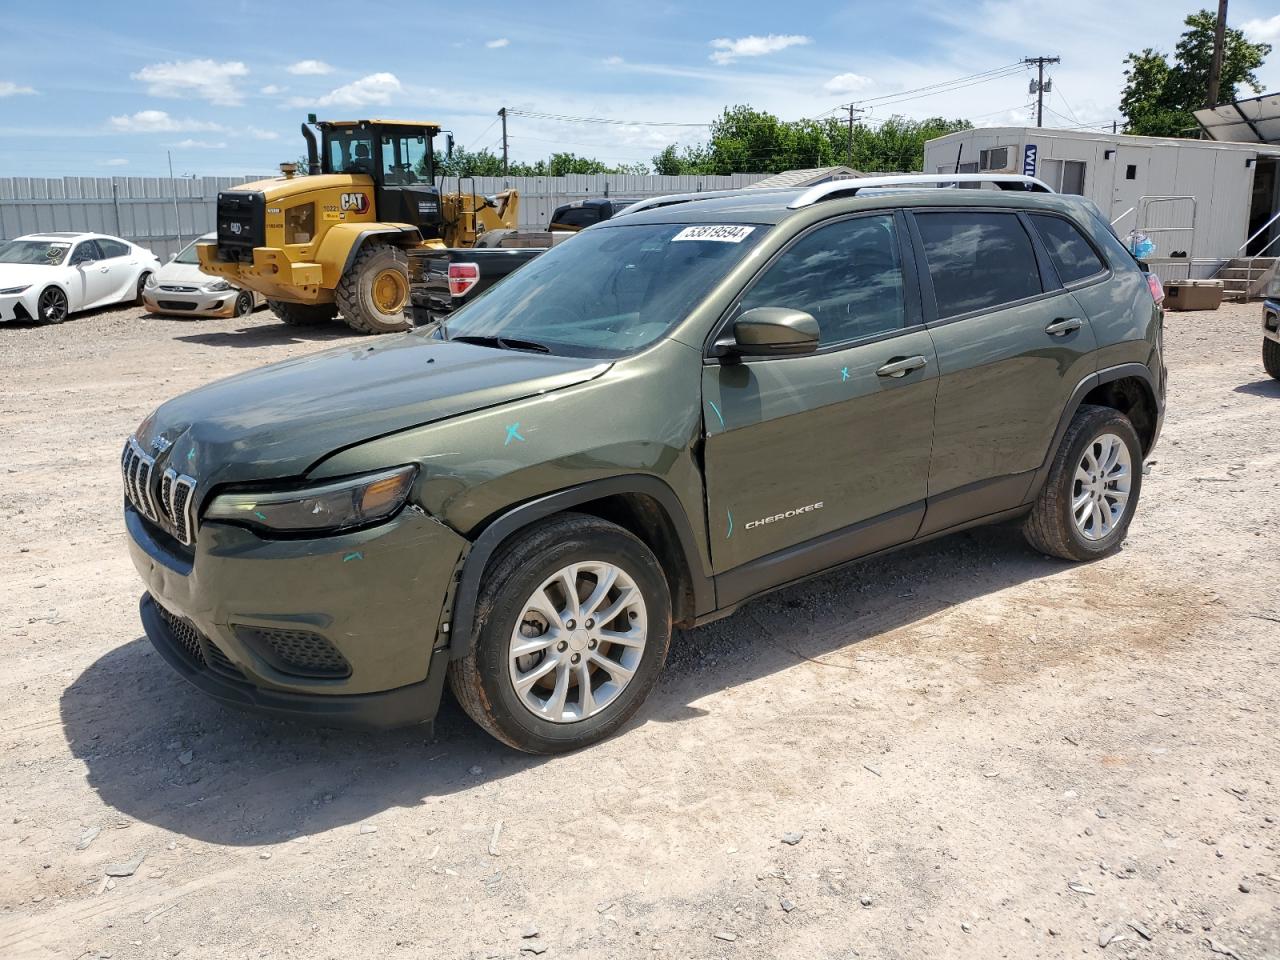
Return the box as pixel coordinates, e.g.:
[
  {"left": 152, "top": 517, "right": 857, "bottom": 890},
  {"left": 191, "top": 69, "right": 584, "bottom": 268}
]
[
  {"left": 126, "top": 500, "right": 468, "bottom": 729},
  {"left": 0, "top": 291, "right": 36, "bottom": 322},
  {"left": 143, "top": 289, "right": 241, "bottom": 318}
]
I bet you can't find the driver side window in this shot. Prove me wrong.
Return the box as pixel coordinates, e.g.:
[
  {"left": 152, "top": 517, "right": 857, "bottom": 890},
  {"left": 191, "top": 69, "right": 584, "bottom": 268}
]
[{"left": 740, "top": 214, "right": 906, "bottom": 346}]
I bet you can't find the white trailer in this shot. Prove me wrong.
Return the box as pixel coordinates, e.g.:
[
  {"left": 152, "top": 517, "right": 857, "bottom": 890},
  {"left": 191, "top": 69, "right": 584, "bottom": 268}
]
[{"left": 924, "top": 127, "right": 1280, "bottom": 293}]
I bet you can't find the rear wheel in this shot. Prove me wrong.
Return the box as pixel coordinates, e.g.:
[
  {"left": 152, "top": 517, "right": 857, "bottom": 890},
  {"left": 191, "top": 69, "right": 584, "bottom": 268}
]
[
  {"left": 448, "top": 514, "right": 672, "bottom": 754},
  {"left": 267, "top": 299, "right": 337, "bottom": 326},
  {"left": 1264, "top": 336, "right": 1280, "bottom": 381},
  {"left": 1023, "top": 404, "right": 1143, "bottom": 562},
  {"left": 335, "top": 243, "right": 411, "bottom": 334},
  {"left": 134, "top": 272, "right": 152, "bottom": 305},
  {"left": 37, "top": 286, "right": 68, "bottom": 324}
]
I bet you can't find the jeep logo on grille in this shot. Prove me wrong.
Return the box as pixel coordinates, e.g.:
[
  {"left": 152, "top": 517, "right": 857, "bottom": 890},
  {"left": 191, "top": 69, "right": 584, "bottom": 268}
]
[
  {"left": 340, "top": 192, "right": 369, "bottom": 213},
  {"left": 229, "top": 222, "right": 242, "bottom": 235}
]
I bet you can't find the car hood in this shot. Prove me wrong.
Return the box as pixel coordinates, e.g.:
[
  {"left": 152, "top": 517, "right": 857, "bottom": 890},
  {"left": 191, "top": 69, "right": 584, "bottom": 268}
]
[
  {"left": 138, "top": 335, "right": 610, "bottom": 488},
  {"left": 155, "top": 261, "right": 209, "bottom": 285},
  {"left": 0, "top": 263, "right": 59, "bottom": 288}
]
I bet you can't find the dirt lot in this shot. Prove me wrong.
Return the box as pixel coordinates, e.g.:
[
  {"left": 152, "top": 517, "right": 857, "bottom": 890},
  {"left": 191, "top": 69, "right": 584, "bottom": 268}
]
[{"left": 1, "top": 301, "right": 1277, "bottom": 960}]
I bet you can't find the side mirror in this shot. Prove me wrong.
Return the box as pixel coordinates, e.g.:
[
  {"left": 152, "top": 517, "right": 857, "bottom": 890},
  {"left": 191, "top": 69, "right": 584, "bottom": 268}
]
[
  {"left": 720, "top": 307, "right": 820, "bottom": 357},
  {"left": 445, "top": 133, "right": 455, "bottom": 160}
]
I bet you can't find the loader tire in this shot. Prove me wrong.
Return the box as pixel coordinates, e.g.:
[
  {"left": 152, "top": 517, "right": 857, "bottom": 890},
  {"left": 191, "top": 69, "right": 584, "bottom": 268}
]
[
  {"left": 268, "top": 300, "right": 336, "bottom": 326},
  {"left": 335, "top": 243, "right": 412, "bottom": 334}
]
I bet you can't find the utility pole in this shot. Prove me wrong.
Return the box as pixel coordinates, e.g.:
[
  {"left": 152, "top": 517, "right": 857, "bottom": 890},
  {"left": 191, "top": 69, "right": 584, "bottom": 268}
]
[
  {"left": 1023, "top": 56, "right": 1061, "bottom": 128},
  {"left": 167, "top": 150, "right": 183, "bottom": 249},
  {"left": 498, "top": 107, "right": 508, "bottom": 177},
  {"left": 845, "top": 104, "right": 864, "bottom": 167},
  {"left": 1206, "top": 0, "right": 1229, "bottom": 108}
]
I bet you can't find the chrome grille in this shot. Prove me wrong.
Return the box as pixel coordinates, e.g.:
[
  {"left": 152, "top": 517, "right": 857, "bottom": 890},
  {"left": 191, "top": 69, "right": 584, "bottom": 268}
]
[
  {"left": 120, "top": 438, "right": 159, "bottom": 521},
  {"left": 159, "top": 284, "right": 200, "bottom": 292},
  {"left": 121, "top": 436, "right": 199, "bottom": 546}
]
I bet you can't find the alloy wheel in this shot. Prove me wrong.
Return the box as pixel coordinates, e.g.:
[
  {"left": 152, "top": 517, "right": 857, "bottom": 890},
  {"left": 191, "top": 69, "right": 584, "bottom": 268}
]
[
  {"left": 507, "top": 561, "right": 648, "bottom": 723},
  {"left": 1072, "top": 432, "right": 1132, "bottom": 541},
  {"left": 39, "top": 287, "right": 68, "bottom": 323}
]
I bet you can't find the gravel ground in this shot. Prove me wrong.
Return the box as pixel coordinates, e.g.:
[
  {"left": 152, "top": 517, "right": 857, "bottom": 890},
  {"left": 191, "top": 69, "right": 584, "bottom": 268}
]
[{"left": 0, "top": 301, "right": 1277, "bottom": 960}]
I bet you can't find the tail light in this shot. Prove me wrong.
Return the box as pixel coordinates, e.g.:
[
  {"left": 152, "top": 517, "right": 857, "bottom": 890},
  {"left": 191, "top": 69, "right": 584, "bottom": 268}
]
[
  {"left": 447, "top": 262, "right": 480, "bottom": 298},
  {"left": 1145, "top": 272, "right": 1165, "bottom": 306}
]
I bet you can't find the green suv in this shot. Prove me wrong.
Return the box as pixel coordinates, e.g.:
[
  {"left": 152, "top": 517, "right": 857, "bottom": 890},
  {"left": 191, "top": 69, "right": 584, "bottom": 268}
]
[{"left": 122, "top": 174, "right": 1165, "bottom": 753}]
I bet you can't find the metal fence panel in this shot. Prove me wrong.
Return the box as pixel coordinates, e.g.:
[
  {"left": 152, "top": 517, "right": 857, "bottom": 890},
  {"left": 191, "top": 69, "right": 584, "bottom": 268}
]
[{"left": 0, "top": 172, "right": 772, "bottom": 257}]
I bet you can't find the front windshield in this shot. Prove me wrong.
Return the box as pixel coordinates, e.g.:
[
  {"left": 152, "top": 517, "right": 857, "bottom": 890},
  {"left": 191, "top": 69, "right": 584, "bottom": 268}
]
[
  {"left": 441, "top": 222, "right": 766, "bottom": 359},
  {"left": 0, "top": 239, "right": 71, "bottom": 266},
  {"left": 173, "top": 238, "right": 206, "bottom": 265}
]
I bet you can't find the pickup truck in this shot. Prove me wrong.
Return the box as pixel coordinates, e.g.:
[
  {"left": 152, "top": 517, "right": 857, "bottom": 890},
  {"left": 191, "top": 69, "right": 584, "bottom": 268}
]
[
  {"left": 407, "top": 247, "right": 544, "bottom": 326},
  {"left": 406, "top": 198, "right": 642, "bottom": 326}
]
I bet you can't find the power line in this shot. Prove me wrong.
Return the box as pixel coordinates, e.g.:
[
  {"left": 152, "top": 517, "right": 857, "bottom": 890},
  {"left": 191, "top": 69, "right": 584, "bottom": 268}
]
[{"left": 505, "top": 108, "right": 708, "bottom": 128}]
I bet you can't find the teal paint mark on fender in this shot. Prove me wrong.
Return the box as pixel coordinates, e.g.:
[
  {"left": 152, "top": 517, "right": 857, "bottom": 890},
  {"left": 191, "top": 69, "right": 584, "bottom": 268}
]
[
  {"left": 726, "top": 508, "right": 733, "bottom": 539},
  {"left": 840, "top": 366, "right": 849, "bottom": 382},
  {"left": 343, "top": 551, "right": 364, "bottom": 563},
  {"left": 504, "top": 423, "right": 526, "bottom": 446}
]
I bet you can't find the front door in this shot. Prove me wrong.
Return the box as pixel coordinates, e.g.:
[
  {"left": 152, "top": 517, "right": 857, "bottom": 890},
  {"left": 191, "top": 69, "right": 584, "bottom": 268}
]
[
  {"left": 68, "top": 240, "right": 113, "bottom": 309},
  {"left": 909, "top": 209, "right": 1099, "bottom": 533},
  {"left": 701, "top": 212, "right": 938, "bottom": 603}
]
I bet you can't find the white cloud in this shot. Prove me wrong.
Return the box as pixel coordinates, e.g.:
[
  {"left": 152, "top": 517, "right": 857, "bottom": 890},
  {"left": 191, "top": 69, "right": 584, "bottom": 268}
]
[
  {"left": 824, "top": 72, "right": 874, "bottom": 95},
  {"left": 108, "top": 110, "right": 225, "bottom": 133},
  {"left": 0, "top": 81, "right": 36, "bottom": 97},
  {"left": 172, "top": 139, "right": 227, "bottom": 149},
  {"left": 292, "top": 72, "right": 402, "bottom": 108},
  {"left": 287, "top": 59, "right": 333, "bottom": 76},
  {"left": 486, "top": 38, "right": 510, "bottom": 49},
  {"left": 247, "top": 126, "right": 280, "bottom": 140},
  {"left": 132, "top": 59, "right": 249, "bottom": 106},
  {"left": 1243, "top": 14, "right": 1280, "bottom": 44},
  {"left": 260, "top": 84, "right": 285, "bottom": 95},
  {"left": 101, "top": 158, "right": 128, "bottom": 167},
  {"left": 709, "top": 34, "right": 810, "bottom": 65},
  {"left": 603, "top": 55, "right": 624, "bottom": 66}
]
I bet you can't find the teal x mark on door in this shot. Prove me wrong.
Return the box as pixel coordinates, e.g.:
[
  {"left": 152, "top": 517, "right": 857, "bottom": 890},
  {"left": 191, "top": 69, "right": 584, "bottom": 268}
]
[{"left": 700, "top": 212, "right": 938, "bottom": 579}]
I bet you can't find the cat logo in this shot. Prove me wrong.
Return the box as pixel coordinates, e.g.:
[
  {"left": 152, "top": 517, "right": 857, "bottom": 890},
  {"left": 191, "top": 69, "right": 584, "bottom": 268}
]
[{"left": 340, "top": 192, "right": 369, "bottom": 213}]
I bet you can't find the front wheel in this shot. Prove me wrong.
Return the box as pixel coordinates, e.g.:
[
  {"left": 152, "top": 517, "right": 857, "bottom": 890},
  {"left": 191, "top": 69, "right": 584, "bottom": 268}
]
[
  {"left": 1023, "top": 404, "right": 1144, "bottom": 562},
  {"left": 449, "top": 514, "right": 672, "bottom": 754},
  {"left": 267, "top": 299, "right": 337, "bottom": 326},
  {"left": 233, "top": 290, "right": 254, "bottom": 317},
  {"left": 334, "top": 243, "right": 411, "bottom": 334},
  {"left": 37, "top": 286, "right": 69, "bottom": 324},
  {"left": 1265, "top": 337, "right": 1280, "bottom": 381}
]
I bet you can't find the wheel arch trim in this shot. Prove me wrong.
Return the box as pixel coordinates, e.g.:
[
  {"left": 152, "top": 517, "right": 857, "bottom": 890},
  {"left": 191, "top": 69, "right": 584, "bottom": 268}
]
[
  {"left": 339, "top": 226, "right": 422, "bottom": 277},
  {"left": 1027, "top": 362, "right": 1160, "bottom": 503},
  {"left": 446, "top": 475, "right": 712, "bottom": 659}
]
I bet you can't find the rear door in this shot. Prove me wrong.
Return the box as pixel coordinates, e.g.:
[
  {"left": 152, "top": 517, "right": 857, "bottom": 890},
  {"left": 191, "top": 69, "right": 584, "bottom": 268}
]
[
  {"left": 909, "top": 208, "right": 1098, "bottom": 534},
  {"left": 93, "top": 238, "right": 138, "bottom": 303},
  {"left": 701, "top": 212, "right": 938, "bottom": 601}
]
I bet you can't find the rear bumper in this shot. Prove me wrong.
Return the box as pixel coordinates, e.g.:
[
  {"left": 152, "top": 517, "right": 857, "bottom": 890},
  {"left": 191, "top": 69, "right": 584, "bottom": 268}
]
[{"left": 140, "top": 593, "right": 447, "bottom": 730}]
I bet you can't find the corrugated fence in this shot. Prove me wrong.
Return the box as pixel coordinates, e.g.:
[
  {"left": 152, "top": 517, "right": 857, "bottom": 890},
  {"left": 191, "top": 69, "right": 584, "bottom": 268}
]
[{"left": 0, "top": 173, "right": 769, "bottom": 260}]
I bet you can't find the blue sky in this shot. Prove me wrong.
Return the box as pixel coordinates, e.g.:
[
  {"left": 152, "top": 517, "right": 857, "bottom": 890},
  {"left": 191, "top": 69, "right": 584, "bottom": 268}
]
[{"left": 2, "top": 1, "right": 1279, "bottom": 177}]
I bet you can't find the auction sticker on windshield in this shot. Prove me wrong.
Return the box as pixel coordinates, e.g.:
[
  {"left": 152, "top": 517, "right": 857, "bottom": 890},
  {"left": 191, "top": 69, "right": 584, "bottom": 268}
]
[{"left": 672, "top": 225, "right": 756, "bottom": 243}]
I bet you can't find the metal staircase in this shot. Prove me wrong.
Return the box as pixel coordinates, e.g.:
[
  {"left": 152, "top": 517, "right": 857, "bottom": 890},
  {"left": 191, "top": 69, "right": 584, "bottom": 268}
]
[{"left": 1214, "top": 257, "right": 1279, "bottom": 301}]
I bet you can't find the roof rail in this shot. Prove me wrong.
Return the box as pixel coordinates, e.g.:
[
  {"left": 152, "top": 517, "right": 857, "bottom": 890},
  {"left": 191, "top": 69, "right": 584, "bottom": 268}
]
[
  {"left": 619, "top": 184, "right": 810, "bottom": 217},
  {"left": 788, "top": 173, "right": 1053, "bottom": 208}
]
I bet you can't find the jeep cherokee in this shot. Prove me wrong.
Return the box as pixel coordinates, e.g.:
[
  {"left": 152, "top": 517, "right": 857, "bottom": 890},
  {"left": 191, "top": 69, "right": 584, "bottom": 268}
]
[{"left": 122, "top": 174, "right": 1165, "bottom": 754}]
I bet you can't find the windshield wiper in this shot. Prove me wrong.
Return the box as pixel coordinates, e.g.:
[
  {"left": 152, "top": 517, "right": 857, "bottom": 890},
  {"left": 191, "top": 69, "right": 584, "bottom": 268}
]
[{"left": 450, "top": 334, "right": 551, "bottom": 354}]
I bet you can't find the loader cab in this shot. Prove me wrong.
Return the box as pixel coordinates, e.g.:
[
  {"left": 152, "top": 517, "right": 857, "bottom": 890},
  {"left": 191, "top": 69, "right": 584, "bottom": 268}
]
[{"left": 316, "top": 119, "right": 447, "bottom": 237}]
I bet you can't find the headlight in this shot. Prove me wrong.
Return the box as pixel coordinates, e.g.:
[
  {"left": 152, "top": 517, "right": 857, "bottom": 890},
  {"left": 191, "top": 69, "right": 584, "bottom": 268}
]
[
  {"left": 204, "top": 465, "right": 418, "bottom": 534},
  {"left": 0, "top": 285, "right": 30, "bottom": 295},
  {"left": 144, "top": 273, "right": 158, "bottom": 289},
  {"left": 202, "top": 279, "right": 233, "bottom": 292}
]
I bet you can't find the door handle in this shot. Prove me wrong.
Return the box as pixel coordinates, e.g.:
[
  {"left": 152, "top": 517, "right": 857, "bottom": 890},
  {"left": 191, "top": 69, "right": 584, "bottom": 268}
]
[
  {"left": 1045, "top": 317, "right": 1083, "bottom": 336},
  {"left": 875, "top": 355, "right": 928, "bottom": 378}
]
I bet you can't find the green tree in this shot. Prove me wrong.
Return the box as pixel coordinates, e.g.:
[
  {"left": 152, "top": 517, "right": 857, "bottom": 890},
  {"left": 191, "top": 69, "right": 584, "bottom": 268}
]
[
  {"left": 651, "top": 106, "right": 970, "bottom": 175},
  {"left": 1120, "top": 8, "right": 1271, "bottom": 137}
]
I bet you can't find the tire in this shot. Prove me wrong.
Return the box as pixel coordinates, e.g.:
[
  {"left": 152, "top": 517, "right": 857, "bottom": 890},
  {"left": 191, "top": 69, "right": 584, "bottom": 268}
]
[
  {"left": 134, "top": 272, "right": 152, "bottom": 306},
  {"left": 233, "top": 290, "right": 254, "bottom": 318},
  {"left": 1023, "top": 404, "right": 1144, "bottom": 562},
  {"left": 267, "top": 299, "right": 337, "bottom": 326},
  {"left": 334, "top": 243, "right": 411, "bottom": 334},
  {"left": 1265, "top": 336, "right": 1280, "bottom": 381},
  {"left": 449, "top": 513, "right": 672, "bottom": 754},
  {"left": 36, "top": 286, "right": 69, "bottom": 324}
]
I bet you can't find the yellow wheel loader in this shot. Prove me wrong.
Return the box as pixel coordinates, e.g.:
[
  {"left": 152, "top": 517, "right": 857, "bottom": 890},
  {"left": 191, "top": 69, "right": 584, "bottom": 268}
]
[{"left": 196, "top": 117, "right": 519, "bottom": 333}]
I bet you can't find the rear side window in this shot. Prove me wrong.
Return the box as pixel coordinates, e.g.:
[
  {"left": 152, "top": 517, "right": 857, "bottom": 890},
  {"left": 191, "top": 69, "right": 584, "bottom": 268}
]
[
  {"left": 1029, "top": 214, "right": 1106, "bottom": 285},
  {"left": 96, "top": 238, "right": 130, "bottom": 258},
  {"left": 915, "top": 212, "right": 1042, "bottom": 319},
  {"left": 551, "top": 206, "right": 597, "bottom": 229},
  {"left": 740, "top": 214, "right": 906, "bottom": 345}
]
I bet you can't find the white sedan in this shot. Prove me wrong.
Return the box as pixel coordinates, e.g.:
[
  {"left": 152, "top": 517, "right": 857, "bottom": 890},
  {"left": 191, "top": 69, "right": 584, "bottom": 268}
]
[{"left": 0, "top": 232, "right": 162, "bottom": 324}]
